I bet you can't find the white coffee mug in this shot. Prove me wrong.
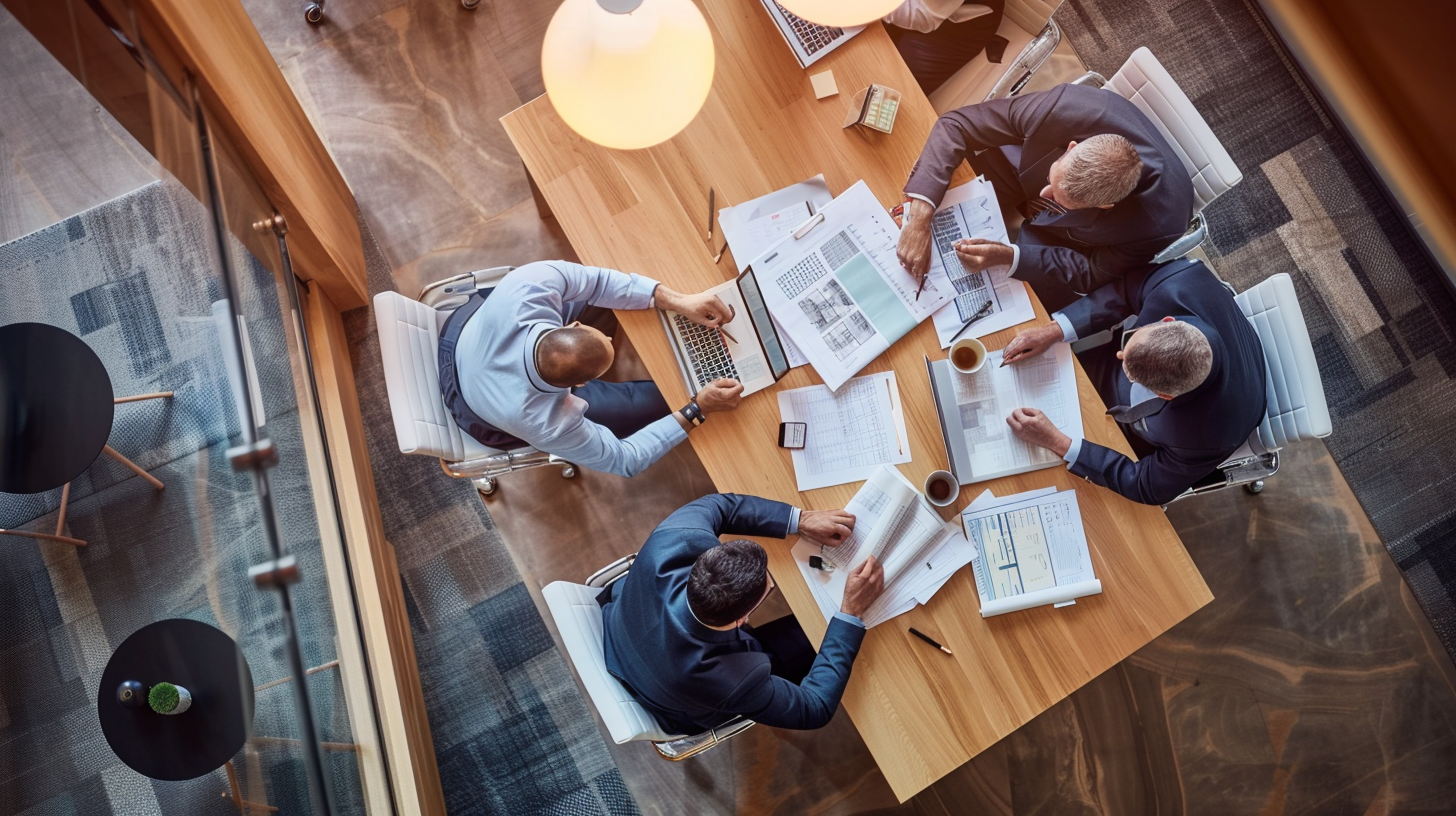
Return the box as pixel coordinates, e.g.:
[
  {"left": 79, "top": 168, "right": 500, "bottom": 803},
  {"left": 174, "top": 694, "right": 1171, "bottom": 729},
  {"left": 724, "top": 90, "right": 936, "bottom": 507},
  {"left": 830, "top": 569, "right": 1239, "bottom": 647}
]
[
  {"left": 923, "top": 470, "right": 958, "bottom": 507},
  {"left": 949, "top": 336, "right": 987, "bottom": 374}
]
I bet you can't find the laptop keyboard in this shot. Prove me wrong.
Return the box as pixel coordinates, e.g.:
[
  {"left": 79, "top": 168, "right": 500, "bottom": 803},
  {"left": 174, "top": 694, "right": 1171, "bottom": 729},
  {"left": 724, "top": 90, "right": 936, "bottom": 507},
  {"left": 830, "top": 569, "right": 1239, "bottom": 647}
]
[
  {"left": 775, "top": 2, "right": 845, "bottom": 55},
  {"left": 674, "top": 314, "right": 740, "bottom": 389}
]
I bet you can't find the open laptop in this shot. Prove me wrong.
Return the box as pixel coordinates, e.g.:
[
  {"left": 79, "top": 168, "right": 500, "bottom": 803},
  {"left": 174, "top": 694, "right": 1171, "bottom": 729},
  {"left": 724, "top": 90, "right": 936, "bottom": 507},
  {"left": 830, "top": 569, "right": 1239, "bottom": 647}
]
[
  {"left": 661, "top": 269, "right": 791, "bottom": 398},
  {"left": 758, "top": 0, "right": 865, "bottom": 69}
]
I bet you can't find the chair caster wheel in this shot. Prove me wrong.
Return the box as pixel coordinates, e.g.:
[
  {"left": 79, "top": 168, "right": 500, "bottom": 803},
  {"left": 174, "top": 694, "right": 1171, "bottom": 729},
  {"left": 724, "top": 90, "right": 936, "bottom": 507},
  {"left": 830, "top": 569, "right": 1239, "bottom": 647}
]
[
  {"left": 1245, "top": 480, "right": 1264, "bottom": 494},
  {"left": 474, "top": 476, "right": 497, "bottom": 496},
  {"left": 305, "top": 3, "right": 324, "bottom": 24},
  {"left": 560, "top": 466, "right": 577, "bottom": 479},
  {"left": 461, "top": 0, "right": 481, "bottom": 9}
]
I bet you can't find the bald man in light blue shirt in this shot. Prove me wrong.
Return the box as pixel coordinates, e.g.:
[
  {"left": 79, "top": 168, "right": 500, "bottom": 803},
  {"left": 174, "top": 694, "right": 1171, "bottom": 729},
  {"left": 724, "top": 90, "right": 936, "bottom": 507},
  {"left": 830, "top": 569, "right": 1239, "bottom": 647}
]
[{"left": 448, "top": 261, "right": 743, "bottom": 478}]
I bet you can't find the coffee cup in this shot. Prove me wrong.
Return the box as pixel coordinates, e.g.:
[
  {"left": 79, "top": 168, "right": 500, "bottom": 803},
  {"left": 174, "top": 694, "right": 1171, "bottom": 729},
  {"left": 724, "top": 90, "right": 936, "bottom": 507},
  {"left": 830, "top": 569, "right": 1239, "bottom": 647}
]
[
  {"left": 924, "top": 469, "right": 958, "bottom": 507},
  {"left": 949, "top": 336, "right": 987, "bottom": 374}
]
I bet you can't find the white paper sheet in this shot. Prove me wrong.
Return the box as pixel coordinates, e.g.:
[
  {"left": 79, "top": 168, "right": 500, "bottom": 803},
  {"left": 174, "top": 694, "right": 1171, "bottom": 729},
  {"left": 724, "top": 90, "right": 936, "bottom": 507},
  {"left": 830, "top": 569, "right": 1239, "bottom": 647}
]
[
  {"left": 963, "top": 488, "right": 1102, "bottom": 617},
  {"left": 791, "top": 466, "right": 972, "bottom": 628},
  {"left": 719, "top": 175, "right": 834, "bottom": 273},
  {"left": 757, "top": 181, "right": 956, "bottom": 390},
  {"left": 925, "top": 178, "right": 1037, "bottom": 347},
  {"left": 777, "top": 371, "right": 911, "bottom": 491}
]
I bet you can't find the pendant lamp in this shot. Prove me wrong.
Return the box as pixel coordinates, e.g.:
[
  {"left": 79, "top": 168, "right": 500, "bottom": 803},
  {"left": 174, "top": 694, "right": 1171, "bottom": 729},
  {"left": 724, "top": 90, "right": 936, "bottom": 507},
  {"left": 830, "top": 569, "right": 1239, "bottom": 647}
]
[
  {"left": 777, "top": 0, "right": 902, "bottom": 28},
  {"left": 541, "top": 0, "right": 715, "bottom": 150}
]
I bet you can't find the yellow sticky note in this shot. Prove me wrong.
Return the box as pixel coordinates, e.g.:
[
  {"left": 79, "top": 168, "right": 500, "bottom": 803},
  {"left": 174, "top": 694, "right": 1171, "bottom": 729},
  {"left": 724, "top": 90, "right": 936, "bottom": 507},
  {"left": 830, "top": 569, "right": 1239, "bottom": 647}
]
[{"left": 810, "top": 70, "right": 838, "bottom": 100}]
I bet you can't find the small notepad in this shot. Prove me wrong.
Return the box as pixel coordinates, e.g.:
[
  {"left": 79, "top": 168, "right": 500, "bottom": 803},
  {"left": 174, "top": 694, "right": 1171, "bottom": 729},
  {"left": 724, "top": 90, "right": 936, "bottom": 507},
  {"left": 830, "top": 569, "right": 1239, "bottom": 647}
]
[{"left": 810, "top": 70, "right": 838, "bottom": 99}]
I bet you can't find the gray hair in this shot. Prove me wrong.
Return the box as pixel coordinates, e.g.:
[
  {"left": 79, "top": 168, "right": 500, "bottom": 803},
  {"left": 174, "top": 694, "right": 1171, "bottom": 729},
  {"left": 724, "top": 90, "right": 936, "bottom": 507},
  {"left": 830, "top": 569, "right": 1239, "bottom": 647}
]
[
  {"left": 1123, "top": 321, "right": 1212, "bottom": 397},
  {"left": 1059, "top": 134, "right": 1143, "bottom": 207}
]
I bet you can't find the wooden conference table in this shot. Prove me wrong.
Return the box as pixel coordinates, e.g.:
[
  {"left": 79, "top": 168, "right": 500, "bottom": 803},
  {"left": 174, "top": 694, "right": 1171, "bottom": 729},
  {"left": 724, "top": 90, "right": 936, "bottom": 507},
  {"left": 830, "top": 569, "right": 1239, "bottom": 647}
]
[{"left": 503, "top": 2, "right": 1212, "bottom": 802}]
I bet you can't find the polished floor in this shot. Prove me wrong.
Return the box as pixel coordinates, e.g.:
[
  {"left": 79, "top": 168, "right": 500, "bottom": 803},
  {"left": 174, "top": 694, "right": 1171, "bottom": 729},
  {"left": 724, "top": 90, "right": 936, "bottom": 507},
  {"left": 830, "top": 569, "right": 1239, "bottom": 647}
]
[{"left": 235, "top": 1, "right": 1456, "bottom": 813}]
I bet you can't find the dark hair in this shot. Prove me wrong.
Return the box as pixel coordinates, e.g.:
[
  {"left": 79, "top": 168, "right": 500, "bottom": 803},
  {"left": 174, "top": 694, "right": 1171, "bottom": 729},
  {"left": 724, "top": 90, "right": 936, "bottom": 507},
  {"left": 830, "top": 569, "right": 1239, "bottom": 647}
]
[
  {"left": 536, "top": 326, "right": 612, "bottom": 387},
  {"left": 687, "top": 540, "right": 769, "bottom": 627}
]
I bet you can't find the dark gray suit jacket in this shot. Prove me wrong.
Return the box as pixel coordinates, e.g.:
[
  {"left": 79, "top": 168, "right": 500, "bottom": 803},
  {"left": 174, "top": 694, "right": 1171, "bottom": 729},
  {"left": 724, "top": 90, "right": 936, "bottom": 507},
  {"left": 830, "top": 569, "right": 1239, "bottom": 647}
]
[
  {"left": 905, "top": 83, "right": 1194, "bottom": 299},
  {"left": 599, "top": 494, "right": 865, "bottom": 734}
]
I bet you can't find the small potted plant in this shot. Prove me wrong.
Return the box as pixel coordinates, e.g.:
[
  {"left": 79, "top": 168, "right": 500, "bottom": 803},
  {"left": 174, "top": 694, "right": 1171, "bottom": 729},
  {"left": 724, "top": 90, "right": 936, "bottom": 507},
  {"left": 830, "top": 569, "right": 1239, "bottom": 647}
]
[{"left": 148, "top": 681, "right": 192, "bottom": 716}]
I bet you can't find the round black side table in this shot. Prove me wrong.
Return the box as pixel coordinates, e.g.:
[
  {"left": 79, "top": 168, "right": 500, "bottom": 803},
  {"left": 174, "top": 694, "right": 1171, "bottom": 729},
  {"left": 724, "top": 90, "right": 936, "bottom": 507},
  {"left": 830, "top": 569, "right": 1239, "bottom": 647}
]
[
  {"left": 0, "top": 322, "right": 114, "bottom": 494},
  {"left": 97, "top": 619, "right": 254, "bottom": 781}
]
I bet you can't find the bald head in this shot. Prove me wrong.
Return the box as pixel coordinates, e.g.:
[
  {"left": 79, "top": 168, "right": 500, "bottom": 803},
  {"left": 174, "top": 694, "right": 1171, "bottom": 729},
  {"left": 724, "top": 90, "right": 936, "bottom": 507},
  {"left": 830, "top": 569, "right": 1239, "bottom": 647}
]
[{"left": 536, "top": 325, "right": 613, "bottom": 387}]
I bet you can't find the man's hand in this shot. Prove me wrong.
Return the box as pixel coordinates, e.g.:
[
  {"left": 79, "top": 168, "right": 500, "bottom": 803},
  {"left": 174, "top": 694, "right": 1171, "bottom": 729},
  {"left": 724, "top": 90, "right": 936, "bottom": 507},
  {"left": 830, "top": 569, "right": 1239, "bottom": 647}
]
[
  {"left": 695, "top": 379, "right": 743, "bottom": 414},
  {"left": 1006, "top": 407, "right": 1072, "bottom": 458},
  {"left": 896, "top": 199, "right": 935, "bottom": 283},
  {"left": 656, "top": 286, "right": 735, "bottom": 329},
  {"left": 1001, "top": 323, "right": 1064, "bottom": 366},
  {"left": 841, "top": 556, "right": 886, "bottom": 619},
  {"left": 798, "top": 509, "right": 855, "bottom": 547},
  {"left": 953, "top": 238, "right": 1015, "bottom": 274}
]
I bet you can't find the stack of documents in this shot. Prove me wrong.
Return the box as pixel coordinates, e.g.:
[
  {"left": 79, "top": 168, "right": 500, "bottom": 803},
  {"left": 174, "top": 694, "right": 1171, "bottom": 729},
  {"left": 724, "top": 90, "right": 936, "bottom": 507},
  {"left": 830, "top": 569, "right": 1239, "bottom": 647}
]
[
  {"left": 792, "top": 465, "right": 975, "bottom": 628},
  {"left": 925, "top": 178, "right": 1036, "bottom": 347},
  {"left": 962, "top": 487, "right": 1102, "bottom": 617},
  {"left": 776, "top": 371, "right": 911, "bottom": 491},
  {"left": 755, "top": 181, "right": 956, "bottom": 390},
  {"left": 926, "top": 344, "right": 1084, "bottom": 485}
]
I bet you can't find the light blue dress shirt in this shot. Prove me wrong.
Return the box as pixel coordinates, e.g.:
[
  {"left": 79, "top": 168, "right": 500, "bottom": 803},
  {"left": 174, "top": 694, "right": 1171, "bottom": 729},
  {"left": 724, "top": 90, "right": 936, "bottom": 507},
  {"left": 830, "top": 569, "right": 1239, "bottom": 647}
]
[{"left": 453, "top": 261, "right": 687, "bottom": 478}]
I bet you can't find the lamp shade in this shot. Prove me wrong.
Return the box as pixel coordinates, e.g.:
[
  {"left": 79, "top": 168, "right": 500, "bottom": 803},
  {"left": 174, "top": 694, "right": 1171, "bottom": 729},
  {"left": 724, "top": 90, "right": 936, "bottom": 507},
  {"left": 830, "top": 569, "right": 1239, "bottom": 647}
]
[
  {"left": 541, "top": 0, "right": 715, "bottom": 150},
  {"left": 777, "top": 0, "right": 902, "bottom": 27}
]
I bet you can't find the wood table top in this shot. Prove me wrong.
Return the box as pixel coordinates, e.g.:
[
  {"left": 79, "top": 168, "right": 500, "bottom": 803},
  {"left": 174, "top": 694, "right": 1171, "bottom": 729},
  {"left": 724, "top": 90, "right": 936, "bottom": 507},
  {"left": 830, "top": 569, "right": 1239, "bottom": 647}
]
[{"left": 502, "top": 2, "right": 1212, "bottom": 801}]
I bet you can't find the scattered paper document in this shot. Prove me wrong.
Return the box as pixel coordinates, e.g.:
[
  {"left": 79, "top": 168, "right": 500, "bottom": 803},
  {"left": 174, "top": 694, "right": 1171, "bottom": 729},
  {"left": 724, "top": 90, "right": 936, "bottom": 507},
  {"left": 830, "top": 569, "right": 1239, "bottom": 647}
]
[
  {"left": 756, "top": 181, "right": 957, "bottom": 391},
  {"left": 962, "top": 487, "right": 1101, "bottom": 617},
  {"left": 792, "top": 465, "right": 974, "bottom": 628},
  {"left": 719, "top": 175, "right": 834, "bottom": 274},
  {"left": 777, "top": 371, "right": 910, "bottom": 491},
  {"left": 926, "top": 178, "right": 1036, "bottom": 347},
  {"left": 926, "top": 344, "right": 1084, "bottom": 485}
]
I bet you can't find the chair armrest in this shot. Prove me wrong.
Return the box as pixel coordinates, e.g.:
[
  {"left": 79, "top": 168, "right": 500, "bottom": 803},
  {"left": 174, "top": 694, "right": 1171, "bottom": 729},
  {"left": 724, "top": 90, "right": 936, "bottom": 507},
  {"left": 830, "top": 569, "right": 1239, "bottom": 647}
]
[
  {"left": 1070, "top": 71, "right": 1107, "bottom": 88},
  {"left": 653, "top": 718, "right": 755, "bottom": 761},
  {"left": 418, "top": 266, "right": 515, "bottom": 310},
  {"left": 1152, "top": 212, "right": 1207, "bottom": 265},
  {"left": 984, "top": 20, "right": 1062, "bottom": 101},
  {"left": 586, "top": 553, "right": 637, "bottom": 589}
]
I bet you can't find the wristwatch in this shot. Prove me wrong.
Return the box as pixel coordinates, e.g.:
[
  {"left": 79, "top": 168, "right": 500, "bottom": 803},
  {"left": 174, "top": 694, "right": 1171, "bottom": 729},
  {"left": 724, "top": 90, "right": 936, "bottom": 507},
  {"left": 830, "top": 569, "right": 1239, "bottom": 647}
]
[{"left": 680, "top": 400, "right": 705, "bottom": 427}]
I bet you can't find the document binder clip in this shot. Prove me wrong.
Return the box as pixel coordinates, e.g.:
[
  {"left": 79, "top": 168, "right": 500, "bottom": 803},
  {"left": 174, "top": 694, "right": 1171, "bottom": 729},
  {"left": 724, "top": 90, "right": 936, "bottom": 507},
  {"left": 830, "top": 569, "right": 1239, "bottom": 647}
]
[{"left": 792, "top": 211, "right": 826, "bottom": 240}]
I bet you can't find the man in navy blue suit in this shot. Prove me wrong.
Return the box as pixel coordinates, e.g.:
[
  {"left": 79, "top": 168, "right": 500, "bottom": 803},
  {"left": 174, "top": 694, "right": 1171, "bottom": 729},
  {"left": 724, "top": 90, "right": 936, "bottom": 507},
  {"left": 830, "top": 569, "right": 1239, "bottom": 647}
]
[
  {"left": 599, "top": 494, "right": 885, "bottom": 734},
  {"left": 996, "top": 258, "right": 1267, "bottom": 506}
]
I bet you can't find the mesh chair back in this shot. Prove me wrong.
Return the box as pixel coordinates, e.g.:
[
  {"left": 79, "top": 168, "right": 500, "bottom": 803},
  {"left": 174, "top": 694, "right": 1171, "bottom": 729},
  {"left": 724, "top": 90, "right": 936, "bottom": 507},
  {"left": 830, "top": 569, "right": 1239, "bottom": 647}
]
[
  {"left": 542, "top": 581, "right": 683, "bottom": 743},
  {"left": 1235, "top": 273, "right": 1332, "bottom": 451},
  {"left": 373, "top": 290, "right": 493, "bottom": 461},
  {"left": 1107, "top": 47, "right": 1242, "bottom": 213}
]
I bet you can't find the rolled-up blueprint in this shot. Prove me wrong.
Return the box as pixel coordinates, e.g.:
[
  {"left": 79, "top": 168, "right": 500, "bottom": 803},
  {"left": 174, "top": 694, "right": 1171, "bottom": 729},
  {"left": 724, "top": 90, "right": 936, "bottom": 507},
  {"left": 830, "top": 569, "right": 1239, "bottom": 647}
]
[{"left": 977, "top": 579, "right": 1102, "bottom": 618}]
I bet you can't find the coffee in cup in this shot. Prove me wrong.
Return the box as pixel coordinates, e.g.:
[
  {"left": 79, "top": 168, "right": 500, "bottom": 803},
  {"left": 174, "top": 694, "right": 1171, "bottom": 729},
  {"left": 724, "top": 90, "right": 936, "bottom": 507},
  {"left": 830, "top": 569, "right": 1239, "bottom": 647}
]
[
  {"left": 924, "top": 469, "right": 957, "bottom": 507},
  {"left": 949, "top": 337, "right": 987, "bottom": 374}
]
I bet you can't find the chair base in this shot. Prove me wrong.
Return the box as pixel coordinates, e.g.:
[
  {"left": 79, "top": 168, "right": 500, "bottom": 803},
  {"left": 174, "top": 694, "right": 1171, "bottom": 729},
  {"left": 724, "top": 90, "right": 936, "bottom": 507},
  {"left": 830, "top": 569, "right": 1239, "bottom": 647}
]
[
  {"left": 1166, "top": 451, "right": 1280, "bottom": 506},
  {"left": 441, "top": 450, "right": 578, "bottom": 497}
]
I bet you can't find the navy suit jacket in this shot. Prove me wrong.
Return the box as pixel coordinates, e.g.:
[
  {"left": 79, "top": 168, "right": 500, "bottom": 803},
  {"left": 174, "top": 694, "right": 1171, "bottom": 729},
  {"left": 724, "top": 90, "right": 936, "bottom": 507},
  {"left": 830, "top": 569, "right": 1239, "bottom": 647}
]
[
  {"left": 599, "top": 494, "right": 865, "bottom": 734},
  {"left": 1061, "top": 259, "right": 1267, "bottom": 505},
  {"left": 905, "top": 83, "right": 1194, "bottom": 297}
]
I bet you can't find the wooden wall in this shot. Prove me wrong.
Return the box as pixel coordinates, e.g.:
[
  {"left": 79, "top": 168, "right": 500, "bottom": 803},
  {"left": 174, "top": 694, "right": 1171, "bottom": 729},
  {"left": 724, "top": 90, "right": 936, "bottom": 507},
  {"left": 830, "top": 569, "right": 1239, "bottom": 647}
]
[{"left": 1258, "top": 0, "right": 1456, "bottom": 283}]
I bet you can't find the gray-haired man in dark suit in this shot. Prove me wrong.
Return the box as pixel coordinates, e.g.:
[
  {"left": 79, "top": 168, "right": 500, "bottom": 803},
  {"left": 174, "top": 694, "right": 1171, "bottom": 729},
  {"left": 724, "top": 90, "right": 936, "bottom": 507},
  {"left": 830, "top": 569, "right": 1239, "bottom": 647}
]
[{"left": 897, "top": 83, "right": 1195, "bottom": 311}]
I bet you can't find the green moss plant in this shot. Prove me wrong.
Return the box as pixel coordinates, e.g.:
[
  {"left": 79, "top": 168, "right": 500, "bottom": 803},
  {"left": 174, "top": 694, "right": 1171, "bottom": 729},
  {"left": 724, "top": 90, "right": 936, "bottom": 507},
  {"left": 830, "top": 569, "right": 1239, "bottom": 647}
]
[{"left": 148, "top": 682, "right": 179, "bottom": 714}]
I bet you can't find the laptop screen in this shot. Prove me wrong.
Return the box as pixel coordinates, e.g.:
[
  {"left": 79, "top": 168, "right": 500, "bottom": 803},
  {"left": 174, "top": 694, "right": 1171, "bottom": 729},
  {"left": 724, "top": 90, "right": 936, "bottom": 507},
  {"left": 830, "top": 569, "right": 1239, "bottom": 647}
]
[{"left": 738, "top": 269, "right": 790, "bottom": 380}]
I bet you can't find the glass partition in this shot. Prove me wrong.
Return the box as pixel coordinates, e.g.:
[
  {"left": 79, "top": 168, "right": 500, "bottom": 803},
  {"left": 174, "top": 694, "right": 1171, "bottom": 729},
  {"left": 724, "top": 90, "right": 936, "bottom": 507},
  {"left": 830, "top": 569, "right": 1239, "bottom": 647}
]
[{"left": 0, "top": 2, "right": 388, "bottom": 813}]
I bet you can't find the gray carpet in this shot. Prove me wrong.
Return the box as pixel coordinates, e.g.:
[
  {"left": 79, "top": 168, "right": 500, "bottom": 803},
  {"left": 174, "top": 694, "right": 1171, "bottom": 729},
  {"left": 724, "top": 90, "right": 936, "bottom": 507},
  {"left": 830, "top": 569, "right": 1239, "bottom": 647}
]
[
  {"left": 0, "top": 180, "right": 363, "bottom": 814},
  {"left": 1054, "top": 0, "right": 1456, "bottom": 663},
  {"left": 340, "top": 217, "right": 639, "bottom": 816}
]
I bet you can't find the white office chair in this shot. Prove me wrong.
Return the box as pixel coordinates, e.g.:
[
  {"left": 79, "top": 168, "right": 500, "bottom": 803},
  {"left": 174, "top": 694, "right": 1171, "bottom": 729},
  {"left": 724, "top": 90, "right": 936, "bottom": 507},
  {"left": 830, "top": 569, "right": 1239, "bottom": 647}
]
[
  {"left": 1170, "top": 272, "right": 1332, "bottom": 502},
  {"left": 542, "top": 554, "right": 756, "bottom": 761},
  {"left": 373, "top": 266, "right": 577, "bottom": 496}
]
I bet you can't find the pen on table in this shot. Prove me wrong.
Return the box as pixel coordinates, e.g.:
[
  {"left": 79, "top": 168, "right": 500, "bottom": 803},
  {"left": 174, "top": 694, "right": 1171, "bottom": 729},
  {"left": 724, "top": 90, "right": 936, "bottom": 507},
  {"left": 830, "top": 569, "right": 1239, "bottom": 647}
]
[
  {"left": 707, "top": 188, "right": 716, "bottom": 242},
  {"left": 909, "top": 627, "right": 953, "bottom": 656},
  {"left": 946, "top": 300, "right": 994, "bottom": 346}
]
